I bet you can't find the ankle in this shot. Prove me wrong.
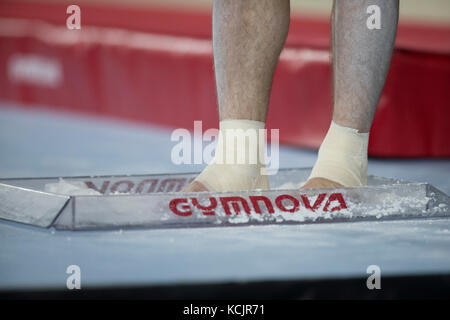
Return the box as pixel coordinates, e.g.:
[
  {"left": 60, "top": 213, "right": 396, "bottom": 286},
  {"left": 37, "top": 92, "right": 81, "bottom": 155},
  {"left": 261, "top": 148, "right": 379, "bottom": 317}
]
[
  {"left": 193, "top": 119, "right": 270, "bottom": 191},
  {"left": 308, "top": 121, "right": 369, "bottom": 187}
]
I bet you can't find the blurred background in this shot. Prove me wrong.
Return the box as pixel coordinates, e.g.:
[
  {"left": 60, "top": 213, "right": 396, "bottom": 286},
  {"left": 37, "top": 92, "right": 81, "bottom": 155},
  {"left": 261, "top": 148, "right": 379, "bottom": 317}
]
[
  {"left": 16, "top": 0, "right": 450, "bottom": 23},
  {"left": 0, "top": 0, "right": 449, "bottom": 191},
  {"left": 0, "top": 0, "right": 450, "bottom": 299}
]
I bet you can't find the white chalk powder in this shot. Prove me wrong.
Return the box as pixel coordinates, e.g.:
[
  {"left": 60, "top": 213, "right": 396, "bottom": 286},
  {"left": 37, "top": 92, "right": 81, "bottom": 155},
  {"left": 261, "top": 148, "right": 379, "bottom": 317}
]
[{"left": 44, "top": 178, "right": 102, "bottom": 196}]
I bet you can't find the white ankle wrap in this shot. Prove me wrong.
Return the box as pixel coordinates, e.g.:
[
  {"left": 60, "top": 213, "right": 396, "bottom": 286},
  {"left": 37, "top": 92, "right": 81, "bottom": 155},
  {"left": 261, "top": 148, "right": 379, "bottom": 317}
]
[
  {"left": 308, "top": 121, "right": 370, "bottom": 187},
  {"left": 194, "top": 119, "right": 269, "bottom": 192}
]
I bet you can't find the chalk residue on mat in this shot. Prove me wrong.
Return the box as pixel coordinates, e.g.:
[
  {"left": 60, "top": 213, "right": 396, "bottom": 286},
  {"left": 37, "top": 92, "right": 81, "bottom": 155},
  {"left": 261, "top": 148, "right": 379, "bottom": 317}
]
[
  {"left": 274, "top": 181, "right": 306, "bottom": 190},
  {"left": 45, "top": 178, "right": 101, "bottom": 196}
]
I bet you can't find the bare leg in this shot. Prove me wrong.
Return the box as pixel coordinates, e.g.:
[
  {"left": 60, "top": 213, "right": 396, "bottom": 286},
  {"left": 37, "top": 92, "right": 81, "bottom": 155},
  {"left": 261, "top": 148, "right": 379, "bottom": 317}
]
[
  {"left": 183, "top": 0, "right": 290, "bottom": 192},
  {"left": 303, "top": 0, "right": 399, "bottom": 189}
]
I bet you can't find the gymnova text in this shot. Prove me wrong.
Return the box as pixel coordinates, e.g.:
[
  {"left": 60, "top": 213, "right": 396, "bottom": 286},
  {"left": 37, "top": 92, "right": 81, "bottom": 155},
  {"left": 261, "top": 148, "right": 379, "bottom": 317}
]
[
  {"left": 169, "top": 192, "right": 348, "bottom": 217},
  {"left": 171, "top": 121, "right": 279, "bottom": 175}
]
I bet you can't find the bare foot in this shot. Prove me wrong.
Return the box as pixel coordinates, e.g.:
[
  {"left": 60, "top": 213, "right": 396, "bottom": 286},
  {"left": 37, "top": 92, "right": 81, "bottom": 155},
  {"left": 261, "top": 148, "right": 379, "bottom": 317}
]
[{"left": 301, "top": 177, "right": 344, "bottom": 189}]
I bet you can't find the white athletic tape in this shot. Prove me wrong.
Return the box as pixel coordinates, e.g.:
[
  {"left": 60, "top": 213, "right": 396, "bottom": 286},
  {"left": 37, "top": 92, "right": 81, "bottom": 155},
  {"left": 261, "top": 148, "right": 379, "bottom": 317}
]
[
  {"left": 194, "top": 119, "right": 269, "bottom": 191},
  {"left": 308, "top": 121, "right": 369, "bottom": 187}
]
